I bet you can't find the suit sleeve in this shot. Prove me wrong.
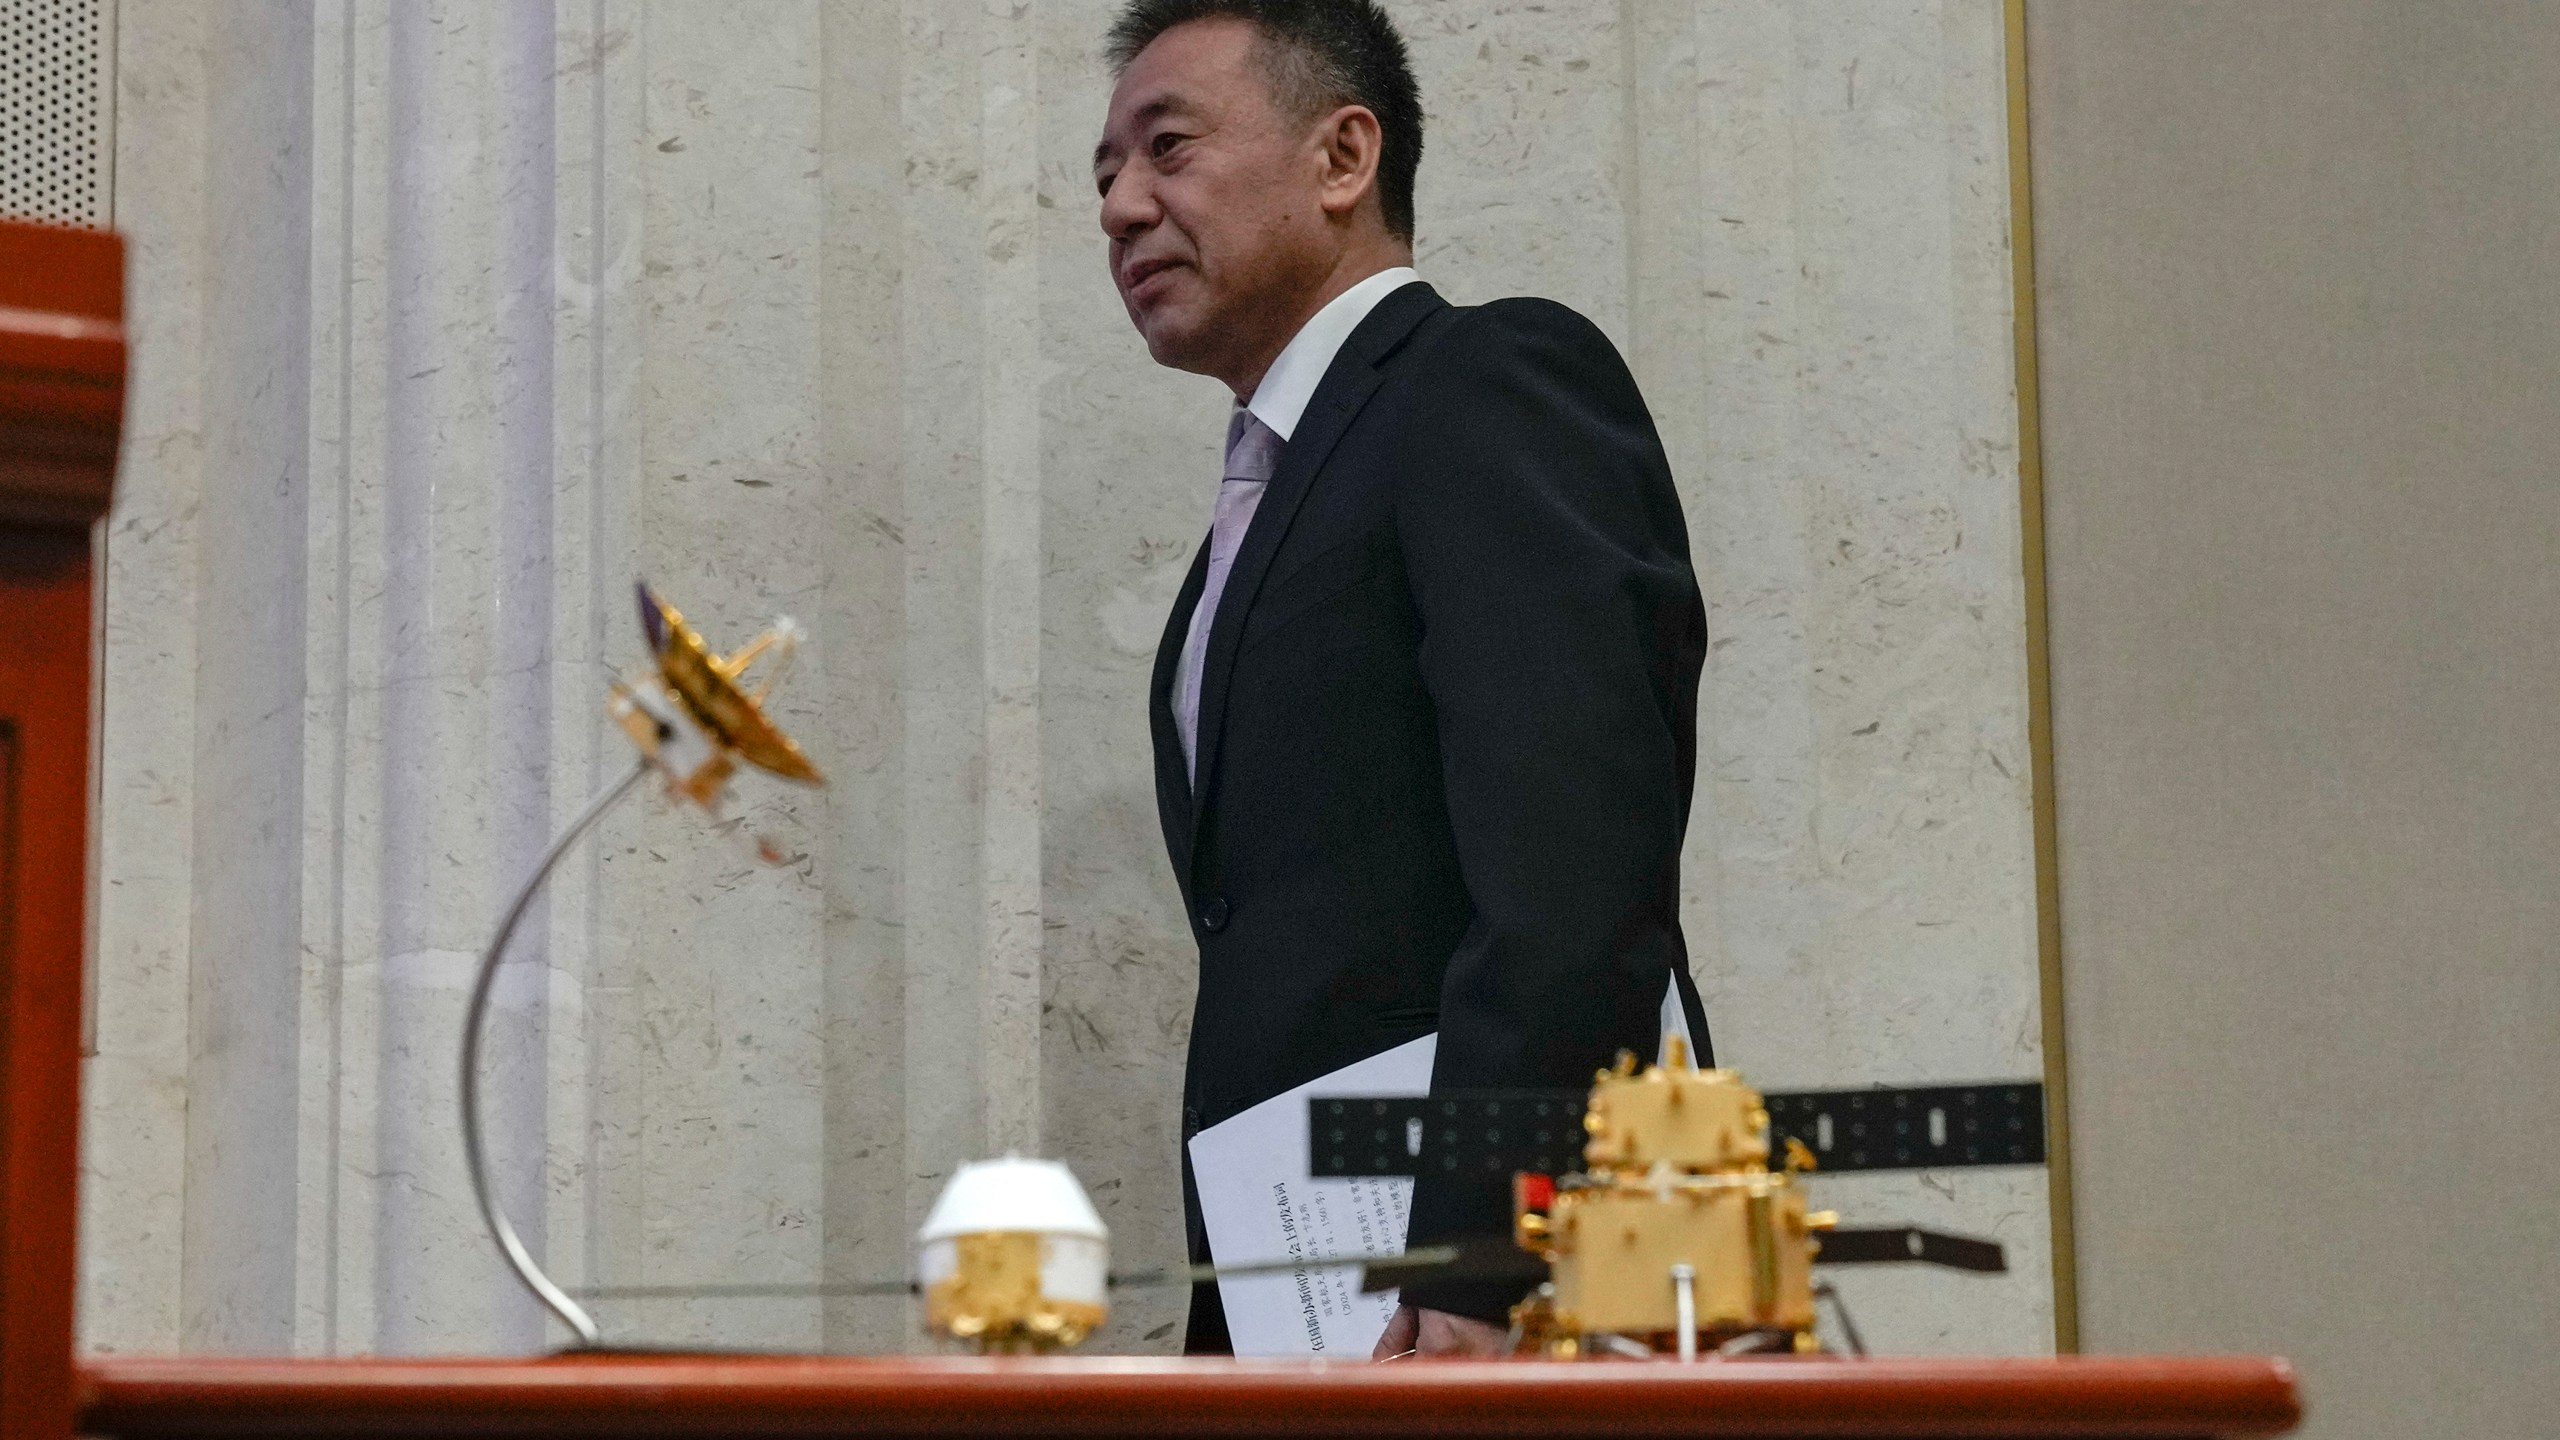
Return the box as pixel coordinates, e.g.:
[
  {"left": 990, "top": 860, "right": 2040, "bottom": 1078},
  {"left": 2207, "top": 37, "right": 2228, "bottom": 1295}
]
[{"left": 1390, "top": 299, "right": 1708, "bottom": 1321}]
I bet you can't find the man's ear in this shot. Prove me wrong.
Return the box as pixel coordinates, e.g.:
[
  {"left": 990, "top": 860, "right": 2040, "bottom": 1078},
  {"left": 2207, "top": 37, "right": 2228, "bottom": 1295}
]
[{"left": 1314, "top": 104, "right": 1385, "bottom": 219}]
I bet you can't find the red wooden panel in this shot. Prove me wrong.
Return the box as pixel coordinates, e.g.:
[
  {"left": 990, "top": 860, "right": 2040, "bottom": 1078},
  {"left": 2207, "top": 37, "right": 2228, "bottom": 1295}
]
[
  {"left": 78, "top": 1354, "right": 2302, "bottom": 1440},
  {"left": 0, "top": 217, "right": 120, "bottom": 1440},
  {"left": 0, "top": 223, "right": 123, "bottom": 319},
  {"left": 0, "top": 529, "right": 98, "bottom": 1440},
  {"left": 0, "top": 223, "right": 124, "bottom": 527}
]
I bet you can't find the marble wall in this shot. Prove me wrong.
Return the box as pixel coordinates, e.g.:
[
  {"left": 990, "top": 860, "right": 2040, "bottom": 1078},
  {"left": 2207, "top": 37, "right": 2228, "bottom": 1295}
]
[{"left": 78, "top": 0, "right": 2047, "bottom": 1356}]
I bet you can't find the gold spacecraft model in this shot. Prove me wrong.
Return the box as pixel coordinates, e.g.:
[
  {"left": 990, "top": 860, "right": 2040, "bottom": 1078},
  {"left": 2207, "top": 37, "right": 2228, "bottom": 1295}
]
[
  {"left": 465, "top": 584, "right": 827, "bottom": 1349},
  {"left": 1509, "top": 1042, "right": 1831, "bottom": 1358},
  {"left": 611, "top": 583, "right": 823, "bottom": 806},
  {"left": 1311, "top": 1043, "right": 2024, "bottom": 1361}
]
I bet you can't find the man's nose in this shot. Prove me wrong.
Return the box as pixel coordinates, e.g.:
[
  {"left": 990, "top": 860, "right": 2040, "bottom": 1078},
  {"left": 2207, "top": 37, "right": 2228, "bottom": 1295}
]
[{"left": 1099, "top": 165, "right": 1156, "bottom": 241}]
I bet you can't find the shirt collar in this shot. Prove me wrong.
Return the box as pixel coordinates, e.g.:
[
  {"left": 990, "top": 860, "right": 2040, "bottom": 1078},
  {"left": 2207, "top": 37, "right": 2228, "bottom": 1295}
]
[{"left": 1243, "top": 266, "right": 1421, "bottom": 442}]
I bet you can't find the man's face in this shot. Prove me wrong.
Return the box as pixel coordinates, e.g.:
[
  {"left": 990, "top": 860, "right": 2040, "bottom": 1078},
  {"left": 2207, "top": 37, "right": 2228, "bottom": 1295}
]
[{"left": 1095, "top": 19, "right": 1336, "bottom": 386}]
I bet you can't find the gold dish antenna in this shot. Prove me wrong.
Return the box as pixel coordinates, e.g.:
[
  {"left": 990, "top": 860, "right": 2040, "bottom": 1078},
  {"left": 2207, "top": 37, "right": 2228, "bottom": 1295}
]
[
  {"left": 612, "top": 583, "right": 823, "bottom": 807},
  {"left": 463, "top": 583, "right": 825, "bottom": 1348}
]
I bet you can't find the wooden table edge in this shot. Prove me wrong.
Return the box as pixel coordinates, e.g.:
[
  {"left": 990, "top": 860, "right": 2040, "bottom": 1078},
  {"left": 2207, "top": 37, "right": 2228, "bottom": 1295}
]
[{"left": 78, "top": 1353, "right": 2301, "bottom": 1439}]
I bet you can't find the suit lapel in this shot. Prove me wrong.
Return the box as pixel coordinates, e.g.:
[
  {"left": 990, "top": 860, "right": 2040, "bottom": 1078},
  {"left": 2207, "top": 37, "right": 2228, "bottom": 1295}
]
[
  {"left": 1186, "top": 282, "right": 1447, "bottom": 868},
  {"left": 1150, "top": 537, "right": 1213, "bottom": 892}
]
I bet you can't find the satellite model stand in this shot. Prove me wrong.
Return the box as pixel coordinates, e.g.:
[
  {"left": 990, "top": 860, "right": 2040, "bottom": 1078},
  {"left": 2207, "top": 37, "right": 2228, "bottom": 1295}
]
[{"left": 461, "top": 584, "right": 823, "bottom": 1347}]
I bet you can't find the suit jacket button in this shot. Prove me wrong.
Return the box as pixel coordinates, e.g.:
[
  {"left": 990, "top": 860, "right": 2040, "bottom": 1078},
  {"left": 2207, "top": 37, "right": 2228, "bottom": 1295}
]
[{"left": 1200, "top": 897, "right": 1230, "bottom": 932}]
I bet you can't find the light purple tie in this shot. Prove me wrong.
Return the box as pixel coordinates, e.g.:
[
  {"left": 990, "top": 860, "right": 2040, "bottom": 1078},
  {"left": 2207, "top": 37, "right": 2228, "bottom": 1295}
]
[{"left": 1174, "top": 407, "right": 1283, "bottom": 782}]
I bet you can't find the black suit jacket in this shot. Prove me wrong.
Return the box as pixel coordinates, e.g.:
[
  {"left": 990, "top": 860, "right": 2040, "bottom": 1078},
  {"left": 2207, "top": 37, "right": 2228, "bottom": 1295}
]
[{"left": 1152, "top": 281, "right": 1710, "bottom": 1327}]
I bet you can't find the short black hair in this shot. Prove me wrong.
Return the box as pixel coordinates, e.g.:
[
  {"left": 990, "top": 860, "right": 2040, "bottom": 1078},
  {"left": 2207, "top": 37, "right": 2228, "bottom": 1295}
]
[{"left": 1105, "top": 0, "right": 1423, "bottom": 240}]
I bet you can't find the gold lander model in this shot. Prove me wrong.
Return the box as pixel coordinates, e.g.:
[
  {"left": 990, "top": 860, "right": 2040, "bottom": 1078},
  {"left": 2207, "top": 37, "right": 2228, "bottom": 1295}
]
[
  {"left": 1315, "top": 1042, "right": 2030, "bottom": 1359},
  {"left": 1511, "top": 1041, "right": 1830, "bottom": 1358}
]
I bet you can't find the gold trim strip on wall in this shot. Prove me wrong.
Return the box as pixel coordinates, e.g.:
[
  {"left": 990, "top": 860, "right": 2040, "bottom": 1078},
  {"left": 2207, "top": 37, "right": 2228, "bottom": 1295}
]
[{"left": 2004, "top": 0, "right": 2080, "bottom": 1356}]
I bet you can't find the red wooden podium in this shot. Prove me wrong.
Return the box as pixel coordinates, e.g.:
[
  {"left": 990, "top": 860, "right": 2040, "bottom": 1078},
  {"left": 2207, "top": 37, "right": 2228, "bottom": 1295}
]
[
  {"left": 2, "top": 218, "right": 2299, "bottom": 1440},
  {"left": 0, "top": 216, "right": 123, "bottom": 1440}
]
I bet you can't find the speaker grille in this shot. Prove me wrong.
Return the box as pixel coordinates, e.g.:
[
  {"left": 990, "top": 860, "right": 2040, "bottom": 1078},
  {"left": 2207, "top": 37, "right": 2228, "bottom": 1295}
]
[{"left": 1, "top": 0, "right": 112, "bottom": 227}]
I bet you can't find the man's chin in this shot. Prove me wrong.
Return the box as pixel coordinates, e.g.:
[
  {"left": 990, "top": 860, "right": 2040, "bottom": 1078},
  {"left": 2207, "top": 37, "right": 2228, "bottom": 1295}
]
[{"left": 1137, "top": 313, "right": 1222, "bottom": 379}]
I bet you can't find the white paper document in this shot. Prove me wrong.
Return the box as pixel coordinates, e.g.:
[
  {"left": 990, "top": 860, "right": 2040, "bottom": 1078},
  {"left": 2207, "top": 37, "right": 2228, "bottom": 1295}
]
[{"left": 1186, "top": 1033, "right": 1437, "bottom": 1357}]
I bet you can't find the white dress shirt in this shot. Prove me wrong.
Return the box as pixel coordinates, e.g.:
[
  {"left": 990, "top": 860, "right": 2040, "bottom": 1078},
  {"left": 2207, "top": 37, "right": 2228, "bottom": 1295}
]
[
  {"left": 1242, "top": 265, "right": 1421, "bottom": 440},
  {"left": 1172, "top": 266, "right": 1423, "bottom": 780}
]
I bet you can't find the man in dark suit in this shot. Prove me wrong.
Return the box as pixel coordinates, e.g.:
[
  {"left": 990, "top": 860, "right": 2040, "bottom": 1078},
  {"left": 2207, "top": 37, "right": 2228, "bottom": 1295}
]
[{"left": 1094, "top": 0, "right": 1709, "bottom": 1356}]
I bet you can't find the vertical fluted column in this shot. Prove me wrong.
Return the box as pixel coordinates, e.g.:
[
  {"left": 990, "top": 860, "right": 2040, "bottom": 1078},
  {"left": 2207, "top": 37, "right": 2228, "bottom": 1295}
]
[
  {"left": 897, "top": 0, "right": 994, "bottom": 1239},
  {"left": 574, "top": 2, "right": 835, "bottom": 1351},
  {"left": 814, "top": 0, "right": 914, "bottom": 1352},
  {"left": 487, "top": 0, "right": 561, "bottom": 1348},
  {"left": 83, "top": 0, "right": 210, "bottom": 1357},
  {"left": 374, "top": 0, "right": 559, "bottom": 1353},
  {"left": 976, "top": 0, "right": 1045, "bottom": 1165},
  {"left": 178, "top": 0, "right": 317, "bottom": 1352}
]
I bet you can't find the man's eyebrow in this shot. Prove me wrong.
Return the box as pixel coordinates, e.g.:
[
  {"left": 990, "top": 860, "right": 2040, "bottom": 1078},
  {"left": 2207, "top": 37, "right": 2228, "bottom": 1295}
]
[{"left": 1092, "top": 98, "right": 1184, "bottom": 171}]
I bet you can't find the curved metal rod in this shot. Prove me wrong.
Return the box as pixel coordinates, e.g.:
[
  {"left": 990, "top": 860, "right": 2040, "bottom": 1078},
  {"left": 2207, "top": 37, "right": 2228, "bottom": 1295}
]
[{"left": 462, "top": 758, "right": 650, "bottom": 1348}]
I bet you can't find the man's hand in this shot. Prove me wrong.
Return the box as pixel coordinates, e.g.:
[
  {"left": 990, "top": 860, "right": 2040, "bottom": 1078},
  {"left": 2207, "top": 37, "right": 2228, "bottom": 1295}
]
[{"left": 1372, "top": 1303, "right": 1511, "bottom": 1359}]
